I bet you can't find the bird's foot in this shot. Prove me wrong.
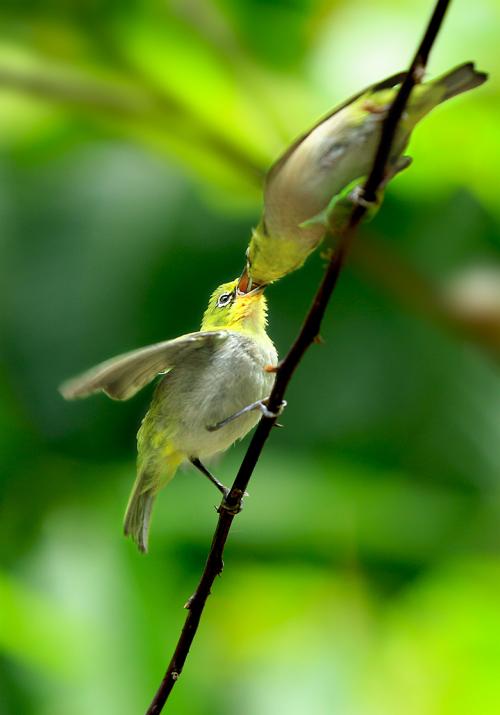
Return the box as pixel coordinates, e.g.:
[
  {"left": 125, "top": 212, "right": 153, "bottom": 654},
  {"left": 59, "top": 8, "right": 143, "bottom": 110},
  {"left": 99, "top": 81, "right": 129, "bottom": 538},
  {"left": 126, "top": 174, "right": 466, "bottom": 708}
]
[
  {"left": 218, "top": 488, "right": 246, "bottom": 516},
  {"left": 256, "top": 397, "right": 287, "bottom": 420},
  {"left": 190, "top": 458, "right": 250, "bottom": 503},
  {"left": 349, "top": 185, "right": 377, "bottom": 209},
  {"left": 206, "top": 398, "right": 287, "bottom": 432},
  {"left": 190, "top": 457, "right": 229, "bottom": 496}
]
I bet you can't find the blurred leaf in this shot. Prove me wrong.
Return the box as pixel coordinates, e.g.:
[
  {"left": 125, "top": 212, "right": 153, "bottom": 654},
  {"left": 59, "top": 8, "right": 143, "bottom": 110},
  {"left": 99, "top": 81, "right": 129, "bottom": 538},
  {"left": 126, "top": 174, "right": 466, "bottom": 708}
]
[{"left": 0, "top": 571, "right": 86, "bottom": 677}]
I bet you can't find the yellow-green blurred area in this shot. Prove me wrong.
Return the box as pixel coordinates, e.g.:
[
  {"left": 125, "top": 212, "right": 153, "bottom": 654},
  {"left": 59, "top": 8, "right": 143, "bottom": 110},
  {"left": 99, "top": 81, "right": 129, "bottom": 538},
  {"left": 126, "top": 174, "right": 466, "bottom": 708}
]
[{"left": 1, "top": 0, "right": 500, "bottom": 713}]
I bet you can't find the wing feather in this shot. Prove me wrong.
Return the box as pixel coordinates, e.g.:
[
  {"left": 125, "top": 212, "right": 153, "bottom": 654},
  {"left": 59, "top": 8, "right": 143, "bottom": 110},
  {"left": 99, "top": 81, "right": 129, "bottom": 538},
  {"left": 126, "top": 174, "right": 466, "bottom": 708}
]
[
  {"left": 266, "top": 71, "right": 407, "bottom": 188},
  {"left": 59, "top": 330, "right": 228, "bottom": 401}
]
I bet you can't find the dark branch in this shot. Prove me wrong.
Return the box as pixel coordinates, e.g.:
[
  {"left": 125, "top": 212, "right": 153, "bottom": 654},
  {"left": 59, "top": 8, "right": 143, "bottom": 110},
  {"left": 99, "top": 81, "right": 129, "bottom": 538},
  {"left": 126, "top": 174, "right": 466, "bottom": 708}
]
[
  {"left": 145, "top": 1, "right": 452, "bottom": 712},
  {"left": 362, "top": 0, "right": 451, "bottom": 203}
]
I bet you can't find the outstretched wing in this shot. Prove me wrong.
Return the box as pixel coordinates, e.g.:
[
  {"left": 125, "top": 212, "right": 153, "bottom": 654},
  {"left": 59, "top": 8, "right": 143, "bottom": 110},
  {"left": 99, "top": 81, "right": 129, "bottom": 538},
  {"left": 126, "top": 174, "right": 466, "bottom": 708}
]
[{"left": 59, "top": 330, "right": 229, "bottom": 401}]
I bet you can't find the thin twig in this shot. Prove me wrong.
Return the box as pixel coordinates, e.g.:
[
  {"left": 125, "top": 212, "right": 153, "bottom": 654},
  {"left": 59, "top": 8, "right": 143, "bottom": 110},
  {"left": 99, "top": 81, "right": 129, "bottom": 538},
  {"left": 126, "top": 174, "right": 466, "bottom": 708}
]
[{"left": 145, "top": 1, "right": 452, "bottom": 711}]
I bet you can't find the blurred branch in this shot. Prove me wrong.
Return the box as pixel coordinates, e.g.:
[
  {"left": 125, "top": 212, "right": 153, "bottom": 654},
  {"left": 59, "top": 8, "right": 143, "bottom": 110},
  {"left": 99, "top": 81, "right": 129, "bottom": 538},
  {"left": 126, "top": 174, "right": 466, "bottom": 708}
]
[
  {"left": 352, "top": 235, "right": 500, "bottom": 360},
  {"left": 168, "top": 0, "right": 294, "bottom": 143},
  {"left": 0, "top": 65, "right": 157, "bottom": 118},
  {"left": 145, "top": 0, "right": 452, "bottom": 712},
  {"left": 0, "top": 65, "right": 264, "bottom": 186}
]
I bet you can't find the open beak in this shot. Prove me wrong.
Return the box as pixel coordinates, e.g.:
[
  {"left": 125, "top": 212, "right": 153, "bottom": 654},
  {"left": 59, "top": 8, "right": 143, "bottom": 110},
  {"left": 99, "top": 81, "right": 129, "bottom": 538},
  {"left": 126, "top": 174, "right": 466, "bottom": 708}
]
[
  {"left": 237, "top": 267, "right": 266, "bottom": 296},
  {"left": 244, "top": 284, "right": 265, "bottom": 297}
]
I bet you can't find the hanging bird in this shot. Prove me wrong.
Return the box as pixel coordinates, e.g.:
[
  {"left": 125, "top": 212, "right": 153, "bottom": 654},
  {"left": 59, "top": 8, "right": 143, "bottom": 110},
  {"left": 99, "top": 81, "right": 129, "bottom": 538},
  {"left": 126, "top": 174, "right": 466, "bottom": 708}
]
[
  {"left": 246, "top": 62, "right": 487, "bottom": 286},
  {"left": 60, "top": 280, "right": 278, "bottom": 553}
]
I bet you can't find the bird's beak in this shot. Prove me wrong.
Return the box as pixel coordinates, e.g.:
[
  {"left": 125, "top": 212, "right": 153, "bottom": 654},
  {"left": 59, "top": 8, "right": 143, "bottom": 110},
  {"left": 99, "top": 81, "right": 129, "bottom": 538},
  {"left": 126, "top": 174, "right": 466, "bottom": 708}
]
[
  {"left": 237, "top": 267, "right": 266, "bottom": 296},
  {"left": 244, "top": 284, "right": 266, "bottom": 297},
  {"left": 237, "top": 267, "right": 252, "bottom": 293}
]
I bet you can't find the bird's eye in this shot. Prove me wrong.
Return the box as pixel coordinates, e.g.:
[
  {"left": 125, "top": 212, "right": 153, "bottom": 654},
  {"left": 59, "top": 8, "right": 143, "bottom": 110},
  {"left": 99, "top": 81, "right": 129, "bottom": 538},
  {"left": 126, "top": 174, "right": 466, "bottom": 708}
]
[{"left": 217, "top": 292, "right": 233, "bottom": 308}]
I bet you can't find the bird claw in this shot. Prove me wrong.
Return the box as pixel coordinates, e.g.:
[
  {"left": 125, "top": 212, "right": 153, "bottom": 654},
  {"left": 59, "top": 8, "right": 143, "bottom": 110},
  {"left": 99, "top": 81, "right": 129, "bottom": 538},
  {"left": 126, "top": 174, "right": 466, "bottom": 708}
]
[
  {"left": 206, "top": 399, "right": 287, "bottom": 432},
  {"left": 218, "top": 488, "right": 248, "bottom": 515},
  {"left": 258, "top": 398, "right": 287, "bottom": 420},
  {"left": 349, "top": 185, "right": 377, "bottom": 208}
]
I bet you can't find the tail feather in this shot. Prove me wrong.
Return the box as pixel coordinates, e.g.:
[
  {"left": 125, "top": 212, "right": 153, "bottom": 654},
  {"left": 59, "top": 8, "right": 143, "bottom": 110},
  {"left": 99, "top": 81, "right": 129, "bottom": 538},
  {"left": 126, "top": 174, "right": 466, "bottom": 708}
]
[
  {"left": 124, "top": 449, "right": 183, "bottom": 552},
  {"left": 124, "top": 473, "right": 156, "bottom": 553},
  {"left": 434, "top": 62, "right": 487, "bottom": 102}
]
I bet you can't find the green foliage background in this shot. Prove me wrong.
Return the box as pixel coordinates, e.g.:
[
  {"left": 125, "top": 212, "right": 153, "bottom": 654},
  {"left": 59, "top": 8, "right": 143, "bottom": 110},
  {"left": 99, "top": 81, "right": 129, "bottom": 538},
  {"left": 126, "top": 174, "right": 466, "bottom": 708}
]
[{"left": 1, "top": 1, "right": 500, "bottom": 713}]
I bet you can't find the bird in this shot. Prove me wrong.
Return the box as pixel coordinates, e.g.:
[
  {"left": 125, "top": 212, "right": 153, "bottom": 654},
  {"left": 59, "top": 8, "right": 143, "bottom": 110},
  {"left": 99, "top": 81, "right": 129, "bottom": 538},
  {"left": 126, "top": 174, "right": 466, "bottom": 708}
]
[
  {"left": 60, "top": 279, "right": 278, "bottom": 553},
  {"left": 246, "top": 62, "right": 487, "bottom": 286}
]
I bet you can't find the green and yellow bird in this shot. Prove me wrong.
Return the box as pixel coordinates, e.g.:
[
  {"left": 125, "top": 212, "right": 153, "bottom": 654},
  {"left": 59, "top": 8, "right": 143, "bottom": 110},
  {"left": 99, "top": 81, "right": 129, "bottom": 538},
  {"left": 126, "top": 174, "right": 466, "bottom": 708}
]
[
  {"left": 246, "top": 62, "right": 487, "bottom": 286},
  {"left": 60, "top": 280, "right": 278, "bottom": 553}
]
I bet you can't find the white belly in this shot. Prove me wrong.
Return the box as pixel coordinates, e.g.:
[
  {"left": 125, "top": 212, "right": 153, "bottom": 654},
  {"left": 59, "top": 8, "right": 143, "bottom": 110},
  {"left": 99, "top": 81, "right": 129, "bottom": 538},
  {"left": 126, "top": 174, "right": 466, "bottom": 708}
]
[{"left": 141, "top": 331, "right": 277, "bottom": 461}]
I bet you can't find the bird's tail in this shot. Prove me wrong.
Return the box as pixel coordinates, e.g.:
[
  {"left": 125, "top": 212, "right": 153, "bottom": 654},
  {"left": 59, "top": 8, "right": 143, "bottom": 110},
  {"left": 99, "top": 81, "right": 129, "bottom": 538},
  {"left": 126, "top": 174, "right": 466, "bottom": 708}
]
[
  {"left": 406, "top": 62, "right": 487, "bottom": 124},
  {"left": 433, "top": 62, "right": 487, "bottom": 102},
  {"left": 124, "top": 452, "right": 183, "bottom": 553},
  {"left": 124, "top": 472, "right": 156, "bottom": 554}
]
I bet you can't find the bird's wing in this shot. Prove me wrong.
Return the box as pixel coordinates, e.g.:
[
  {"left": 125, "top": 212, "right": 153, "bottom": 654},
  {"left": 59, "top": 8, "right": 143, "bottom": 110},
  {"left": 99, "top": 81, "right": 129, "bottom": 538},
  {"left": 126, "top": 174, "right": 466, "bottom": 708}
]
[
  {"left": 266, "top": 71, "right": 407, "bottom": 188},
  {"left": 59, "top": 330, "right": 229, "bottom": 401}
]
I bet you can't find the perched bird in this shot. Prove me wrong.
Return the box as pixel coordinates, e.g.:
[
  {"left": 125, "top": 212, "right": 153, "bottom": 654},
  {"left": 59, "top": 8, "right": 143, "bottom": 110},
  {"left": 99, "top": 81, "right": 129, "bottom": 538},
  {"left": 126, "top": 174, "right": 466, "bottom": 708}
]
[
  {"left": 246, "top": 62, "right": 487, "bottom": 286},
  {"left": 60, "top": 280, "right": 278, "bottom": 553}
]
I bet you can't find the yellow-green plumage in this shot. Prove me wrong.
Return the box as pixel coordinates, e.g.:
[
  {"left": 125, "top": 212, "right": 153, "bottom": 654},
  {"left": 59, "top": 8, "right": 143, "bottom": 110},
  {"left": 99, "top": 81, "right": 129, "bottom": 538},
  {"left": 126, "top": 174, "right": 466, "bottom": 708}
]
[
  {"left": 246, "top": 62, "right": 487, "bottom": 286},
  {"left": 60, "top": 280, "right": 277, "bottom": 552}
]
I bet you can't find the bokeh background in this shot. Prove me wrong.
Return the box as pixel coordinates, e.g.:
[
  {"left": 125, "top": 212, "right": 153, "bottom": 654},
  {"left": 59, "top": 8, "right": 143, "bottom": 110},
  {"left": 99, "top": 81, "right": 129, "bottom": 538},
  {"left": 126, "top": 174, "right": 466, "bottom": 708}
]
[{"left": 1, "top": 1, "right": 500, "bottom": 713}]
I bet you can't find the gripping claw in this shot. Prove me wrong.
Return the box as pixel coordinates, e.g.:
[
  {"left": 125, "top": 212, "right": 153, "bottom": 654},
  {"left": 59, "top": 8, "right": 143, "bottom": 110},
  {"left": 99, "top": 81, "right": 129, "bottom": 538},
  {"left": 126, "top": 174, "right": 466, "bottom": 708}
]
[{"left": 206, "top": 398, "right": 287, "bottom": 432}]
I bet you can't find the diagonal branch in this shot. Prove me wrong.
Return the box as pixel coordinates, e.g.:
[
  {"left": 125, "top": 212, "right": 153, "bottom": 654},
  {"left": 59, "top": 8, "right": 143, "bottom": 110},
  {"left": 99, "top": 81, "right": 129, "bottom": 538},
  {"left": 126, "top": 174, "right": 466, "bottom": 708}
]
[{"left": 145, "top": 0, "right": 452, "bottom": 712}]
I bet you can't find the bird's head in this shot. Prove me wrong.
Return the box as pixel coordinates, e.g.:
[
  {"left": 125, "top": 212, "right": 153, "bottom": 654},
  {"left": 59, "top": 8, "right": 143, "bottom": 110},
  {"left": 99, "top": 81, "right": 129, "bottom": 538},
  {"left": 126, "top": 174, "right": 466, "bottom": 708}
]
[{"left": 201, "top": 278, "right": 268, "bottom": 336}]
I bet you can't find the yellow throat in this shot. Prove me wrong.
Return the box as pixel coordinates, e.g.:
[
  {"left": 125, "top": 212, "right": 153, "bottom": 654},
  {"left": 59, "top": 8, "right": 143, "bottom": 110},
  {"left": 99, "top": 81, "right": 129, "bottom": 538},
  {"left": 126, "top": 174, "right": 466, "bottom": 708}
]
[{"left": 201, "top": 278, "right": 269, "bottom": 338}]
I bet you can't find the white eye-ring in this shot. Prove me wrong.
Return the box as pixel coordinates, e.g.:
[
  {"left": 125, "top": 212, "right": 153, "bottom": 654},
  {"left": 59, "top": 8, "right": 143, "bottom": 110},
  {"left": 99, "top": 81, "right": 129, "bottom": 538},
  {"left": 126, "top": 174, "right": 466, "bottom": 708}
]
[{"left": 217, "top": 292, "right": 233, "bottom": 308}]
